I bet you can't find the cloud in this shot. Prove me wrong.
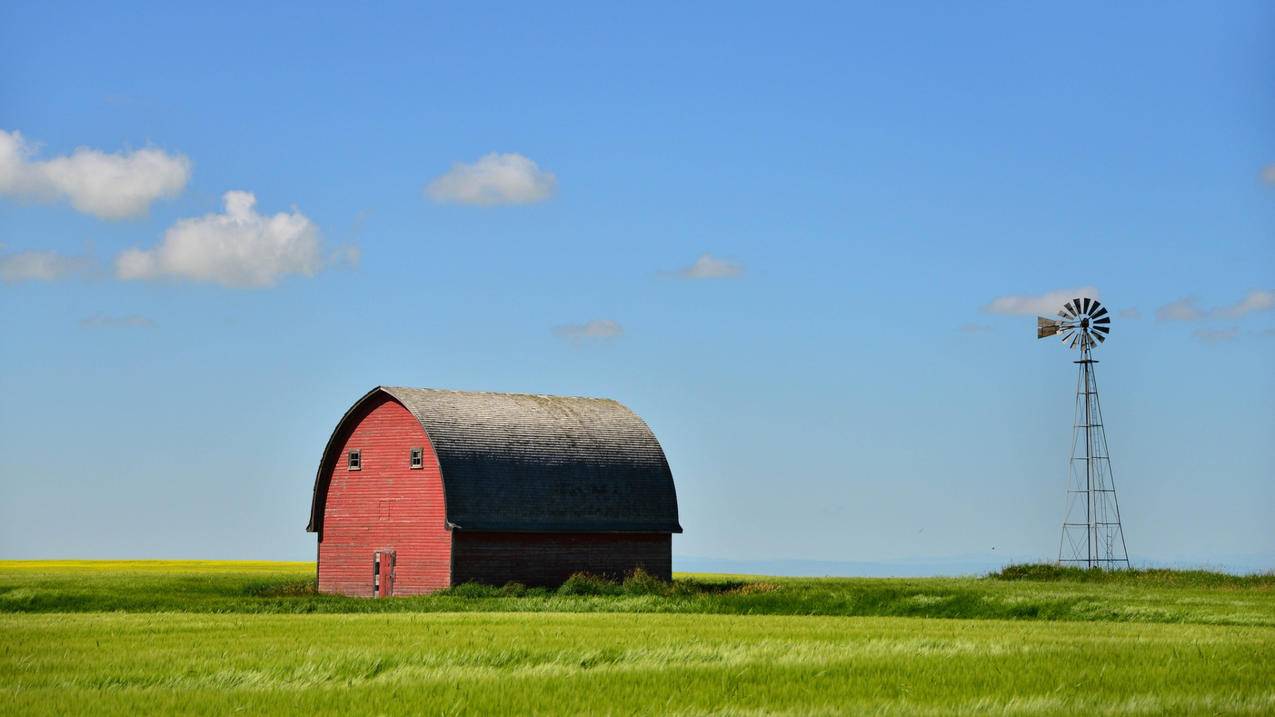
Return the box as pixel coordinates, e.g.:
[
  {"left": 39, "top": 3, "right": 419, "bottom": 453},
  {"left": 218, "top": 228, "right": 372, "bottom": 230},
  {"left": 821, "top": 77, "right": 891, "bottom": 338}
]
[
  {"left": 1156, "top": 291, "right": 1273, "bottom": 322},
  {"left": 982, "top": 286, "right": 1100, "bottom": 316},
  {"left": 553, "top": 319, "right": 623, "bottom": 343},
  {"left": 79, "top": 313, "right": 156, "bottom": 329},
  {"left": 959, "top": 323, "right": 993, "bottom": 334},
  {"left": 115, "top": 191, "right": 325, "bottom": 288},
  {"left": 1262, "top": 164, "right": 1275, "bottom": 184},
  {"left": 1155, "top": 297, "right": 1204, "bottom": 321},
  {"left": 0, "top": 129, "right": 190, "bottom": 219},
  {"left": 0, "top": 247, "right": 96, "bottom": 283},
  {"left": 1118, "top": 307, "right": 1141, "bottom": 319},
  {"left": 1212, "top": 290, "right": 1274, "bottom": 319},
  {"left": 669, "top": 253, "right": 744, "bottom": 279},
  {"left": 1192, "top": 327, "right": 1239, "bottom": 344},
  {"left": 424, "top": 153, "right": 556, "bottom": 206}
]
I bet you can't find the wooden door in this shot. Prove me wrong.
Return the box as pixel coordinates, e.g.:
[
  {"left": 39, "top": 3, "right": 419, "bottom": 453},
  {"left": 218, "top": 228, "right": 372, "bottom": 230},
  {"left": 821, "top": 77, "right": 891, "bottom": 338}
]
[{"left": 373, "top": 550, "right": 396, "bottom": 598}]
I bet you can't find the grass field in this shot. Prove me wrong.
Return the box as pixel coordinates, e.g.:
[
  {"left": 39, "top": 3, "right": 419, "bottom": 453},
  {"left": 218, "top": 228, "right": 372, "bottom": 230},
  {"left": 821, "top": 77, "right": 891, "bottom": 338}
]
[{"left": 2, "top": 561, "right": 1273, "bottom": 715}]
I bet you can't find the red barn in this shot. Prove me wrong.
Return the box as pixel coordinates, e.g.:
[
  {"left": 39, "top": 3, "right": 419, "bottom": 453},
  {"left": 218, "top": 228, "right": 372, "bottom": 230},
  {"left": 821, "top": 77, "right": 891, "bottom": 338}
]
[{"left": 306, "top": 386, "right": 682, "bottom": 596}]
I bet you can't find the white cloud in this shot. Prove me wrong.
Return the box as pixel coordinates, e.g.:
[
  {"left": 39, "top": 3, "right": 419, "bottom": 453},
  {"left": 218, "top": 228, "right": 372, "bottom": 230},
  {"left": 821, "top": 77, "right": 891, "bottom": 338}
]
[
  {"left": 1212, "top": 290, "right": 1274, "bottom": 319},
  {"left": 1118, "top": 307, "right": 1141, "bottom": 319},
  {"left": 1155, "top": 292, "right": 1273, "bottom": 322},
  {"left": 982, "top": 286, "right": 1101, "bottom": 316},
  {"left": 670, "top": 253, "right": 744, "bottom": 279},
  {"left": 116, "top": 191, "right": 325, "bottom": 288},
  {"left": 553, "top": 319, "right": 623, "bottom": 343},
  {"left": 0, "top": 129, "right": 190, "bottom": 219},
  {"left": 1155, "top": 297, "right": 1204, "bottom": 321},
  {"left": 424, "top": 153, "right": 556, "bottom": 206},
  {"left": 79, "top": 313, "right": 156, "bottom": 329},
  {"left": 1193, "top": 327, "right": 1239, "bottom": 344},
  {"left": 0, "top": 247, "right": 96, "bottom": 283},
  {"left": 1262, "top": 164, "right": 1275, "bottom": 184}
]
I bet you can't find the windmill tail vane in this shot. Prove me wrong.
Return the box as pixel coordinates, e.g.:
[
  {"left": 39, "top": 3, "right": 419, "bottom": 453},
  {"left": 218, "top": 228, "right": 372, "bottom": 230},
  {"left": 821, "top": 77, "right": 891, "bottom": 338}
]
[{"left": 1036, "top": 296, "right": 1130, "bottom": 569}]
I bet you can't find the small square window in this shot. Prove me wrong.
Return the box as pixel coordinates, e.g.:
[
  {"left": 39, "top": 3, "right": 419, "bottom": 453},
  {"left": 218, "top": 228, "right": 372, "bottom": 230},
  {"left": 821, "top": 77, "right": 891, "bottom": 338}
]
[
  {"left": 410, "top": 447, "right": 423, "bottom": 469},
  {"left": 348, "top": 449, "right": 361, "bottom": 471}
]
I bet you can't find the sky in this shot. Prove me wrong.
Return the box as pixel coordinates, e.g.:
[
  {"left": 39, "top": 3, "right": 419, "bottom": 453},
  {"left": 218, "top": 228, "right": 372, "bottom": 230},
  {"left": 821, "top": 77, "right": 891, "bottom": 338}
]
[{"left": 1, "top": 2, "right": 1272, "bottom": 573}]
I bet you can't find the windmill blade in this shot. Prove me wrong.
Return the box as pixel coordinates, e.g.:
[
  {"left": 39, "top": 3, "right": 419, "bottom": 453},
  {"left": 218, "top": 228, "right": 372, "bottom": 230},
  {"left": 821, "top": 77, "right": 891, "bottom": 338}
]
[
  {"left": 1093, "top": 316, "right": 1110, "bottom": 325},
  {"left": 1059, "top": 330, "right": 1074, "bottom": 344},
  {"left": 1037, "top": 316, "right": 1062, "bottom": 338},
  {"left": 1093, "top": 324, "right": 1110, "bottom": 334},
  {"left": 1069, "top": 333, "right": 1081, "bottom": 349},
  {"left": 1063, "top": 301, "right": 1078, "bottom": 317},
  {"left": 1082, "top": 298, "right": 1092, "bottom": 314},
  {"left": 1091, "top": 306, "right": 1109, "bottom": 320},
  {"left": 1095, "top": 331, "right": 1107, "bottom": 342},
  {"left": 1072, "top": 298, "right": 1083, "bottom": 315}
]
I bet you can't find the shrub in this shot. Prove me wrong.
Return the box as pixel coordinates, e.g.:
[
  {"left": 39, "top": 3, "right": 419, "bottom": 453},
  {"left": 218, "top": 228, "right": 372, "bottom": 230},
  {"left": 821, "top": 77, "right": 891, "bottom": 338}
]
[
  {"left": 444, "top": 581, "right": 502, "bottom": 598},
  {"left": 622, "top": 568, "right": 670, "bottom": 596},
  {"left": 992, "top": 564, "right": 1090, "bottom": 582},
  {"left": 558, "top": 573, "right": 622, "bottom": 596},
  {"left": 990, "top": 563, "right": 1275, "bottom": 588},
  {"left": 499, "top": 581, "right": 527, "bottom": 597},
  {"left": 732, "top": 581, "right": 781, "bottom": 595}
]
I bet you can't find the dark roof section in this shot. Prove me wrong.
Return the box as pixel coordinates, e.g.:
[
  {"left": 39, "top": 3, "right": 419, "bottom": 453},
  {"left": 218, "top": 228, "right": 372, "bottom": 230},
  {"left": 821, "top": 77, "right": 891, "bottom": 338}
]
[{"left": 307, "top": 386, "right": 681, "bottom": 534}]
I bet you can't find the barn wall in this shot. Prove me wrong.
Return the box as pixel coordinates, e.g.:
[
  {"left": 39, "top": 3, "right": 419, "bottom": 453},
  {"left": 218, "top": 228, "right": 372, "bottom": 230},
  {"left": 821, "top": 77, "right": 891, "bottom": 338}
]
[
  {"left": 318, "top": 395, "right": 451, "bottom": 596},
  {"left": 451, "top": 532, "right": 671, "bottom": 586}
]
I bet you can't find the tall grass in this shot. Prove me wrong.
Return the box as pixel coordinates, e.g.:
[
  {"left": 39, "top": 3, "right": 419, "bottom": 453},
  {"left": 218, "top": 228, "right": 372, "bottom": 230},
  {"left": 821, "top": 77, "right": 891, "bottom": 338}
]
[
  {"left": 2, "top": 611, "right": 1271, "bottom": 716},
  {"left": 2, "top": 561, "right": 1272, "bottom": 626},
  {"left": 992, "top": 562, "right": 1275, "bottom": 587},
  {"left": 2, "top": 561, "right": 1272, "bottom": 715}
]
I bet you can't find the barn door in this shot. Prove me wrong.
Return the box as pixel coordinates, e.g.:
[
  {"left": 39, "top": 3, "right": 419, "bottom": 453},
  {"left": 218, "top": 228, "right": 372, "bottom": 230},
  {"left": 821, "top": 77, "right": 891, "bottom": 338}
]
[{"left": 373, "top": 550, "right": 396, "bottom": 598}]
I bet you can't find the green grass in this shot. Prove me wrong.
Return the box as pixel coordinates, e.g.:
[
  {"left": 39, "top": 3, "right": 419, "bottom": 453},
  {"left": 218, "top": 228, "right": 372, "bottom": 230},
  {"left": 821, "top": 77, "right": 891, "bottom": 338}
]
[
  {"left": 2, "top": 560, "right": 1272, "bottom": 626},
  {"left": 1, "top": 561, "right": 1272, "bottom": 715}
]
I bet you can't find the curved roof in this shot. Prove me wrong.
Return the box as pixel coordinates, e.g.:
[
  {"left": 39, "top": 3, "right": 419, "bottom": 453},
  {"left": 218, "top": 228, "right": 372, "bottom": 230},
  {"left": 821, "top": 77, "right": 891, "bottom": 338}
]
[{"left": 307, "top": 386, "right": 681, "bottom": 534}]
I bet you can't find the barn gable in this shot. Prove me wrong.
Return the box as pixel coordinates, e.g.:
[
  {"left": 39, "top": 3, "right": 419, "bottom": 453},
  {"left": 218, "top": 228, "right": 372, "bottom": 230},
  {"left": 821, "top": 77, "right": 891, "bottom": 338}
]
[{"left": 308, "top": 386, "right": 682, "bottom": 535}]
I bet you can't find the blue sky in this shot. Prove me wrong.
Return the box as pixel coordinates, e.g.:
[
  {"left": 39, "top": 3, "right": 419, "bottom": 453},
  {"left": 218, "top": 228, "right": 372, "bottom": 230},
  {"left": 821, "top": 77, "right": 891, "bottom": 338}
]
[{"left": 1, "top": 2, "right": 1272, "bottom": 572}]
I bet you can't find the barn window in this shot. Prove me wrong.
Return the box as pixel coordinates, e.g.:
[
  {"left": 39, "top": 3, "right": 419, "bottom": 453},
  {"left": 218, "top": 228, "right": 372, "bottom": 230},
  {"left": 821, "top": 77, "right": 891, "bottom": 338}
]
[
  {"left": 348, "top": 449, "right": 361, "bottom": 471},
  {"left": 410, "top": 447, "right": 423, "bottom": 469}
]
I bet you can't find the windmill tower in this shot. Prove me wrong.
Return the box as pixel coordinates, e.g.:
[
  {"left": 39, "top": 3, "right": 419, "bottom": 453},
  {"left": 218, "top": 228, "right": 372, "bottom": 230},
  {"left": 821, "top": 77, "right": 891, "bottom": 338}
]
[{"left": 1037, "top": 297, "right": 1130, "bottom": 569}]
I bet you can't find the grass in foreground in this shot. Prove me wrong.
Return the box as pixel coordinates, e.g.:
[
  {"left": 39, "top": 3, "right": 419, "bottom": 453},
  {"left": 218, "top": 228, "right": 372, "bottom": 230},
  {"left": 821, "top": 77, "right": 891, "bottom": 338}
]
[
  {"left": 3, "top": 611, "right": 1273, "bottom": 715},
  {"left": 1, "top": 561, "right": 1272, "bottom": 715},
  {"left": 1, "top": 560, "right": 1272, "bottom": 626}
]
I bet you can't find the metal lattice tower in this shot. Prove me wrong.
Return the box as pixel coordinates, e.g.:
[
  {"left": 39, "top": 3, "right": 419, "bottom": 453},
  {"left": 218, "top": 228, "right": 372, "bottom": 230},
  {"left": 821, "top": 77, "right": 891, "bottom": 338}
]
[{"left": 1037, "top": 297, "right": 1130, "bottom": 569}]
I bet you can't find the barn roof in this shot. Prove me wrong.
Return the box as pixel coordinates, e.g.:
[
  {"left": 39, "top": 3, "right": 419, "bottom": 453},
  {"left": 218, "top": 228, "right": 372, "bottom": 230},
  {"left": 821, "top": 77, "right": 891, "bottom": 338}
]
[{"left": 307, "top": 386, "right": 682, "bottom": 534}]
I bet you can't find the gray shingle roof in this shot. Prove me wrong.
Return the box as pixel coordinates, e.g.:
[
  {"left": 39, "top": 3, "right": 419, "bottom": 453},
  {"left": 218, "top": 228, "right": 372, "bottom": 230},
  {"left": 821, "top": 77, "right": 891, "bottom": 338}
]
[{"left": 307, "top": 386, "right": 681, "bottom": 534}]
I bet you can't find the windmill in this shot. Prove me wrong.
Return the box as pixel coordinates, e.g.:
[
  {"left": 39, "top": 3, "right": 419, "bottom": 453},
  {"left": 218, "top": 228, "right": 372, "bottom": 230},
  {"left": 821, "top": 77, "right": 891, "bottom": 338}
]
[{"left": 1037, "top": 297, "right": 1130, "bottom": 569}]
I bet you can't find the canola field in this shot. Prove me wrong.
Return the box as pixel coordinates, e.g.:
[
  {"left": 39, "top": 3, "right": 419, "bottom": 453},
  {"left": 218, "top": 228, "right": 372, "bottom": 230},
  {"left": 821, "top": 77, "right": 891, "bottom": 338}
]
[{"left": 1, "top": 561, "right": 1272, "bottom": 715}]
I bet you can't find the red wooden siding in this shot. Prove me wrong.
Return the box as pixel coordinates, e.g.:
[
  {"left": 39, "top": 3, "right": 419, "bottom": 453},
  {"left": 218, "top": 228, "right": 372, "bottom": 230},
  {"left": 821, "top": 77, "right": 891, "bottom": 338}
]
[
  {"left": 318, "top": 395, "right": 450, "bottom": 596},
  {"left": 451, "top": 532, "right": 671, "bottom": 586}
]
